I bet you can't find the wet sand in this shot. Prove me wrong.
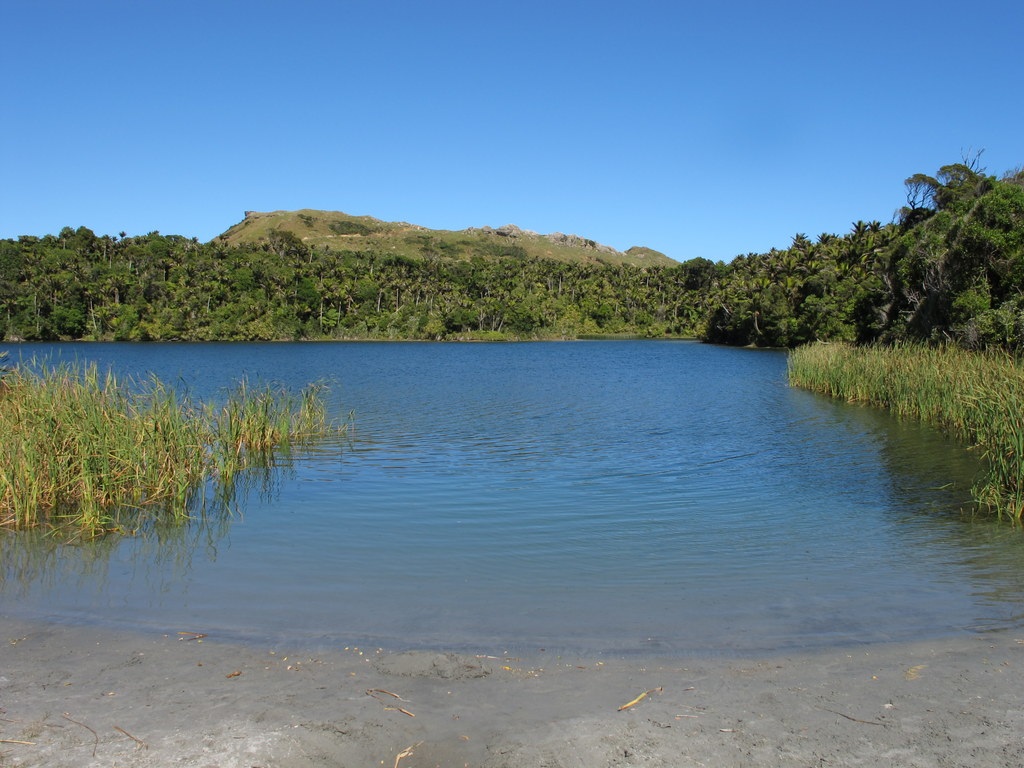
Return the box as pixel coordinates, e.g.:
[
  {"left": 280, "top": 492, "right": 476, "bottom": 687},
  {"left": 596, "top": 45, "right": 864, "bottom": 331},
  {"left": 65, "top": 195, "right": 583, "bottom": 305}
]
[{"left": 2, "top": 617, "right": 1023, "bottom": 767}]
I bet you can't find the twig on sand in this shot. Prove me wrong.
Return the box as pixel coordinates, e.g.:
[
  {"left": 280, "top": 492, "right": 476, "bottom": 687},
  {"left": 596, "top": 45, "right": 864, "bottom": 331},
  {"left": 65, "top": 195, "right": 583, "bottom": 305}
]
[
  {"left": 0, "top": 739, "right": 35, "bottom": 746},
  {"left": 366, "top": 688, "right": 409, "bottom": 702},
  {"left": 393, "top": 741, "right": 421, "bottom": 765},
  {"left": 62, "top": 712, "right": 99, "bottom": 757},
  {"left": 114, "top": 725, "right": 149, "bottom": 749},
  {"left": 367, "top": 689, "right": 415, "bottom": 717},
  {"left": 618, "top": 687, "right": 663, "bottom": 711},
  {"left": 822, "top": 707, "right": 886, "bottom": 726}
]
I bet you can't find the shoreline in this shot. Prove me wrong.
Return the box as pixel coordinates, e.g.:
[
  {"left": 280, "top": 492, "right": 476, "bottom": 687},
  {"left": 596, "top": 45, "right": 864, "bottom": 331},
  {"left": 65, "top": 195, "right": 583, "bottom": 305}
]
[{"left": 2, "top": 617, "right": 1022, "bottom": 767}]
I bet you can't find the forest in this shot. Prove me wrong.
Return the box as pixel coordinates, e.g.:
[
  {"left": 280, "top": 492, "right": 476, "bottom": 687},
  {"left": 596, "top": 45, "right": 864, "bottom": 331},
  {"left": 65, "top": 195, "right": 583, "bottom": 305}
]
[{"left": 2, "top": 158, "right": 1022, "bottom": 350}]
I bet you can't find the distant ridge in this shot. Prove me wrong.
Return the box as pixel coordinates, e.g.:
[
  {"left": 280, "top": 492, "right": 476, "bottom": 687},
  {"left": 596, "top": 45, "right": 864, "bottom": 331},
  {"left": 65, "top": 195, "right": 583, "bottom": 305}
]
[{"left": 214, "top": 209, "right": 676, "bottom": 267}]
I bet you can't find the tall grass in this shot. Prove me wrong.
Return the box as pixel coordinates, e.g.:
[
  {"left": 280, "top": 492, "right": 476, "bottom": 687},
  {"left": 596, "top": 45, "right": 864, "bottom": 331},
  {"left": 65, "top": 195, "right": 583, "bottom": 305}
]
[
  {"left": 0, "top": 362, "right": 345, "bottom": 537},
  {"left": 788, "top": 342, "right": 1024, "bottom": 520}
]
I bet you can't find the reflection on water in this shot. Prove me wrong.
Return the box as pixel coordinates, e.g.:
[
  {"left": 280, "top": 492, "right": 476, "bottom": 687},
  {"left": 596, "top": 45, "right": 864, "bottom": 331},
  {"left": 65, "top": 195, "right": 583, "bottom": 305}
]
[
  {"left": 0, "top": 469, "right": 266, "bottom": 599},
  {"left": 2, "top": 340, "right": 1024, "bottom": 655}
]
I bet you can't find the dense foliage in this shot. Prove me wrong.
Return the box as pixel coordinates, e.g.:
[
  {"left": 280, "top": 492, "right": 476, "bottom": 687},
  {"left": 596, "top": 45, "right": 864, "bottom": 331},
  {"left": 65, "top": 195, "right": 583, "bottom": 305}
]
[
  {"left": 2, "top": 158, "right": 1021, "bottom": 348},
  {"left": 706, "top": 158, "right": 1024, "bottom": 349},
  {"left": 0, "top": 228, "right": 720, "bottom": 341}
]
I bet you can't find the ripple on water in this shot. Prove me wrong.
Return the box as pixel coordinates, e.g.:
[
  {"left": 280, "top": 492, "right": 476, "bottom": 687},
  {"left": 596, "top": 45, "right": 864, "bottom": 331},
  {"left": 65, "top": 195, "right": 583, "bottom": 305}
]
[{"left": 2, "top": 340, "right": 1022, "bottom": 654}]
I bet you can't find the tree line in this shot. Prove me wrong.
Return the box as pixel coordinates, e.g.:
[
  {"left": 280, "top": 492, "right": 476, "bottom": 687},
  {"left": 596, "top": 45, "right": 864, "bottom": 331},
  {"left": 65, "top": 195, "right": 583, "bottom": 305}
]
[
  {"left": 705, "top": 156, "right": 1024, "bottom": 350},
  {"left": 2, "top": 158, "right": 1022, "bottom": 349}
]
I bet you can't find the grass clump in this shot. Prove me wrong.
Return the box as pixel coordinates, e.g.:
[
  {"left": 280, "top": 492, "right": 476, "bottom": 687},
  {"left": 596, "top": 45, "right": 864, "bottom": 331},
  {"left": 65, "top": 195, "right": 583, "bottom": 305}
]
[
  {"left": 788, "top": 342, "right": 1024, "bottom": 520},
  {"left": 0, "top": 361, "right": 344, "bottom": 537}
]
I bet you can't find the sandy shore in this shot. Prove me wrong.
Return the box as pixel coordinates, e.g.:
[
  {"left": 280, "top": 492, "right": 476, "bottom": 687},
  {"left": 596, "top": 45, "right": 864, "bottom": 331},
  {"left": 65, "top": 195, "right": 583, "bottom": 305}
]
[{"left": 2, "top": 618, "right": 1023, "bottom": 767}]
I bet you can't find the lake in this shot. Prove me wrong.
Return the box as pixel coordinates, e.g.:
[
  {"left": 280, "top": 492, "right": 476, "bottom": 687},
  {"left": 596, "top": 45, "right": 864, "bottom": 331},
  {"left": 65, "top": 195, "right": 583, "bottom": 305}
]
[{"left": 2, "top": 340, "right": 1023, "bottom": 656}]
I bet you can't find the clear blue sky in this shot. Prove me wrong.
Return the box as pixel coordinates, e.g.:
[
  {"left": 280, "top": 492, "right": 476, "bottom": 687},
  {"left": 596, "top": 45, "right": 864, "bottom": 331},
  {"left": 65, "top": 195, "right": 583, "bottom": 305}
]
[{"left": 3, "top": 0, "right": 1021, "bottom": 263}]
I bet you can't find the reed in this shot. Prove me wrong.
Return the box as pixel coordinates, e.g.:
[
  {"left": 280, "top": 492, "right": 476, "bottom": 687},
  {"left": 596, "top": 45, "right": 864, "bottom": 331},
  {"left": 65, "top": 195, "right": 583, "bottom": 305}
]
[
  {"left": 0, "top": 362, "right": 344, "bottom": 537},
  {"left": 788, "top": 342, "right": 1024, "bottom": 520}
]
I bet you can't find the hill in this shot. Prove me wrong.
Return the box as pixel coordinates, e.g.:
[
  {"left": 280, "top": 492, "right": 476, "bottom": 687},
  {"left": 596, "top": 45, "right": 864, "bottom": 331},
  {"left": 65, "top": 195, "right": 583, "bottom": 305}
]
[{"left": 214, "top": 209, "right": 676, "bottom": 267}]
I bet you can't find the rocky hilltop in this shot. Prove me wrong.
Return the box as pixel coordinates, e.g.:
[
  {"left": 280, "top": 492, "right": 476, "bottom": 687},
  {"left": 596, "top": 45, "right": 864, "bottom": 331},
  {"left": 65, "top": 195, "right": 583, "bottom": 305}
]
[{"left": 215, "top": 209, "right": 675, "bottom": 267}]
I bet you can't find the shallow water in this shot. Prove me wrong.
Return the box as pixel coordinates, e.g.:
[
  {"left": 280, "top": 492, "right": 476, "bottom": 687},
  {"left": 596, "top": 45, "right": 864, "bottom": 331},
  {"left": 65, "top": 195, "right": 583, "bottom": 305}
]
[{"left": 3, "top": 340, "right": 1023, "bottom": 655}]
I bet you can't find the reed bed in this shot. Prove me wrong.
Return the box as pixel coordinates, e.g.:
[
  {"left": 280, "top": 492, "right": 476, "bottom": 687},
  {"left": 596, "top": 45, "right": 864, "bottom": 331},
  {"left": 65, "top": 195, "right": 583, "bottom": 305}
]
[
  {"left": 788, "top": 342, "right": 1024, "bottom": 520},
  {"left": 0, "top": 361, "right": 343, "bottom": 537}
]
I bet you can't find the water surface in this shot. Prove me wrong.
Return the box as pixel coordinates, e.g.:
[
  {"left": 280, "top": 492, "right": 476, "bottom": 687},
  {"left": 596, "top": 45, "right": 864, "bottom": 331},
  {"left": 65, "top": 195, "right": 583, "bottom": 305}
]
[{"left": 3, "top": 341, "right": 1023, "bottom": 655}]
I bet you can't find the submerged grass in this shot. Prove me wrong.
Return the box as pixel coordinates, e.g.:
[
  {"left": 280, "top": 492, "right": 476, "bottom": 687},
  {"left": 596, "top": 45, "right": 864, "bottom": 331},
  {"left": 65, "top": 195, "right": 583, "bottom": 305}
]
[
  {"left": 788, "top": 342, "right": 1024, "bottom": 520},
  {"left": 0, "top": 361, "right": 345, "bottom": 537}
]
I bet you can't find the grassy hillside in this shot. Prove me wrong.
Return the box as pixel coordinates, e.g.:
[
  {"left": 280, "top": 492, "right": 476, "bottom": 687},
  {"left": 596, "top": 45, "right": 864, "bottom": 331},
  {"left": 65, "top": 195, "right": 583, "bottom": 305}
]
[{"left": 214, "top": 209, "right": 676, "bottom": 267}]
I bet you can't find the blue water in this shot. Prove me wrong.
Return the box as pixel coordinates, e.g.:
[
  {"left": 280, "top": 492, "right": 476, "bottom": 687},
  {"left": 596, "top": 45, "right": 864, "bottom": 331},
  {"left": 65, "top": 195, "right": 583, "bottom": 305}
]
[{"left": 3, "top": 340, "right": 1024, "bottom": 656}]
